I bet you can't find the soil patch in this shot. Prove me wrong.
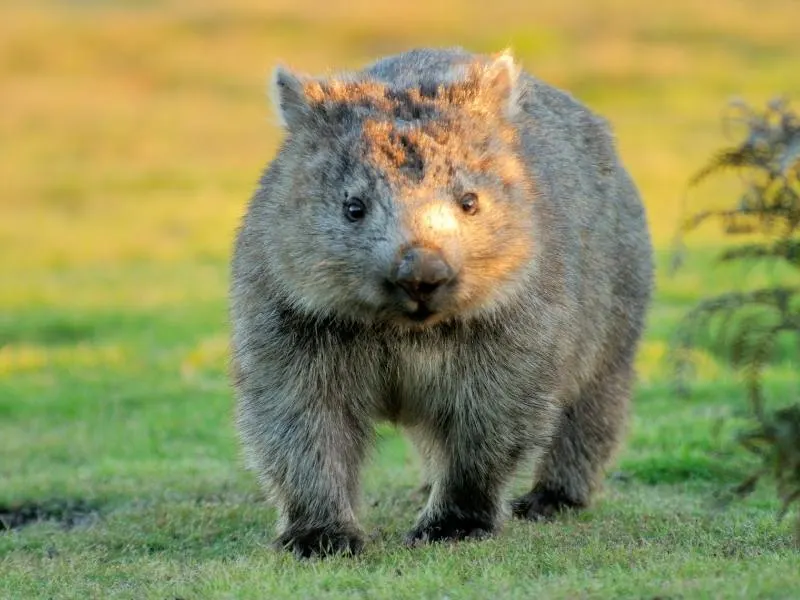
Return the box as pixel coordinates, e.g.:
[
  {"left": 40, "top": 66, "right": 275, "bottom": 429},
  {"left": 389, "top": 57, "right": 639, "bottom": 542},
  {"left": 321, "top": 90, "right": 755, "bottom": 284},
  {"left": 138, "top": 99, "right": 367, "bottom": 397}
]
[{"left": 0, "top": 499, "right": 102, "bottom": 531}]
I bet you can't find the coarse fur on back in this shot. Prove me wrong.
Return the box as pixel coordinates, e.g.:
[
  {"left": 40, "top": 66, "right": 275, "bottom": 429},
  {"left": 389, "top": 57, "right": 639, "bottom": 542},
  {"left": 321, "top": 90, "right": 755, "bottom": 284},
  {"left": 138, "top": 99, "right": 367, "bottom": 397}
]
[{"left": 230, "top": 47, "right": 653, "bottom": 558}]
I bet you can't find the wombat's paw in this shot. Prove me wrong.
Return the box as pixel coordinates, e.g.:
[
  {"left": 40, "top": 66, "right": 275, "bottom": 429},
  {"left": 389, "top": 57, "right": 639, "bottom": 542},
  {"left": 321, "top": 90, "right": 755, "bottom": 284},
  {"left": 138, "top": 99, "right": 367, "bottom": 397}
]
[
  {"left": 404, "top": 514, "right": 494, "bottom": 547},
  {"left": 511, "top": 487, "right": 585, "bottom": 522},
  {"left": 273, "top": 525, "right": 365, "bottom": 559}
]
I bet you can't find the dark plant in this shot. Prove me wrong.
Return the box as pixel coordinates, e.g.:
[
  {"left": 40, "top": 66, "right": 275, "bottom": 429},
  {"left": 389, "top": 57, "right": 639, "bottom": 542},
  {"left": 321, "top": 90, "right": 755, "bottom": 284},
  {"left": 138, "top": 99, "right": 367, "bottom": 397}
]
[{"left": 671, "top": 98, "right": 800, "bottom": 541}]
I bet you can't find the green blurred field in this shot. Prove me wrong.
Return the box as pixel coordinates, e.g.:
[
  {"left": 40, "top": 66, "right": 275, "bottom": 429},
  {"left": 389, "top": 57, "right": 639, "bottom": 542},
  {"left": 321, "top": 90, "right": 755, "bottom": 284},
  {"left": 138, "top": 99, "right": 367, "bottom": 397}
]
[{"left": 2, "top": 1, "right": 800, "bottom": 598}]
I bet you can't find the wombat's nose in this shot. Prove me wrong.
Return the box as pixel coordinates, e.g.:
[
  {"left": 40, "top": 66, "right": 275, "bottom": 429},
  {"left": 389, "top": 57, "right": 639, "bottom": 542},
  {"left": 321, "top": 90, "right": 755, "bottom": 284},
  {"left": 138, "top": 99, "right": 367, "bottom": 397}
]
[{"left": 392, "top": 247, "right": 454, "bottom": 302}]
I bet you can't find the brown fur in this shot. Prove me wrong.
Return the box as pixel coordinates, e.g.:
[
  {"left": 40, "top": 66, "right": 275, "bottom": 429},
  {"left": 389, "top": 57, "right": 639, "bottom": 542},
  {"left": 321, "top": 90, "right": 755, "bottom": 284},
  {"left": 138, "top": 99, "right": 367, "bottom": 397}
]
[{"left": 229, "top": 48, "right": 654, "bottom": 558}]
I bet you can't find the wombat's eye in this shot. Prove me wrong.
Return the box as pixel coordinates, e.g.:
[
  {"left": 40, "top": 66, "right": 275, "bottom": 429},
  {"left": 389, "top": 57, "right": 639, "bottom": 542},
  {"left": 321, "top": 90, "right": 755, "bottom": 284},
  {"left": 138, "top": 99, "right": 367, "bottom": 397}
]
[
  {"left": 344, "top": 198, "right": 367, "bottom": 222},
  {"left": 459, "top": 192, "right": 479, "bottom": 216}
]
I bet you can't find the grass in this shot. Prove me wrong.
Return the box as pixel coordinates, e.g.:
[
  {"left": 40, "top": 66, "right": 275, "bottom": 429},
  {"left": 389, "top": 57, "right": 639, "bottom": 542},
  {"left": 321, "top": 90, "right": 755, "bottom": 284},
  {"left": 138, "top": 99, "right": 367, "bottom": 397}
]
[{"left": 1, "top": 0, "right": 799, "bottom": 597}]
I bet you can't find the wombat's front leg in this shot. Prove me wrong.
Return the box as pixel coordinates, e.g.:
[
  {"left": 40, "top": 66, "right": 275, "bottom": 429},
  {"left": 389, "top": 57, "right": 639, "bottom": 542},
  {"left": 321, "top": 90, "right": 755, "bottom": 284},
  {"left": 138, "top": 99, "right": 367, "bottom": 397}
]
[
  {"left": 237, "top": 384, "right": 373, "bottom": 559},
  {"left": 405, "top": 413, "right": 532, "bottom": 546}
]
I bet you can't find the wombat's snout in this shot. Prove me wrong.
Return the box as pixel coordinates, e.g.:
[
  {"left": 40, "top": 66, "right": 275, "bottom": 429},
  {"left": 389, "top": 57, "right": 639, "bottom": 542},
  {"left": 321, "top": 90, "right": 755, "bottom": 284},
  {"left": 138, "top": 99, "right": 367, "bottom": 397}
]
[{"left": 389, "top": 247, "right": 455, "bottom": 304}]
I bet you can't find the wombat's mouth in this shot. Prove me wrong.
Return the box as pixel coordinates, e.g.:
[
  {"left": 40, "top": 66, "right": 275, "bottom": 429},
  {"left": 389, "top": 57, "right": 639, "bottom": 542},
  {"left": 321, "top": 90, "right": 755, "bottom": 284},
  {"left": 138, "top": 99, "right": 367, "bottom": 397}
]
[
  {"left": 382, "top": 279, "right": 456, "bottom": 327},
  {"left": 406, "top": 303, "right": 434, "bottom": 322},
  {"left": 393, "top": 301, "right": 449, "bottom": 327}
]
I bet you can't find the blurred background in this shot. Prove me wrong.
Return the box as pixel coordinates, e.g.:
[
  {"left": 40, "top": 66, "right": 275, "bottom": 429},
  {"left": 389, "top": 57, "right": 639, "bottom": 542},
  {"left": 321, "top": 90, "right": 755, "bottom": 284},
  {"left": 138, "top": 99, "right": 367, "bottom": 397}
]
[
  {"left": 2, "top": 0, "right": 800, "bottom": 534},
  {"left": 4, "top": 0, "right": 799, "bottom": 274}
]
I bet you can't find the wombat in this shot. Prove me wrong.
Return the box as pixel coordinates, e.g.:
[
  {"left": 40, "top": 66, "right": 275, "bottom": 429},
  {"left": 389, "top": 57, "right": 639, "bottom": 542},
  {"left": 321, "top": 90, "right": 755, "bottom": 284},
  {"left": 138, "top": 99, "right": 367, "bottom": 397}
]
[{"left": 230, "top": 47, "right": 653, "bottom": 558}]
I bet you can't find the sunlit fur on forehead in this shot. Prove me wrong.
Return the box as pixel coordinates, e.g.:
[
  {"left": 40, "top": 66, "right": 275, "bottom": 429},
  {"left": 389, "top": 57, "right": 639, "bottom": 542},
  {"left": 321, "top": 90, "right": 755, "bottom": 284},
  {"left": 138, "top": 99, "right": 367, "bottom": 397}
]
[
  {"left": 359, "top": 117, "right": 524, "bottom": 189},
  {"left": 295, "top": 69, "right": 523, "bottom": 188},
  {"left": 300, "top": 61, "right": 512, "bottom": 125},
  {"left": 361, "top": 119, "right": 428, "bottom": 181}
]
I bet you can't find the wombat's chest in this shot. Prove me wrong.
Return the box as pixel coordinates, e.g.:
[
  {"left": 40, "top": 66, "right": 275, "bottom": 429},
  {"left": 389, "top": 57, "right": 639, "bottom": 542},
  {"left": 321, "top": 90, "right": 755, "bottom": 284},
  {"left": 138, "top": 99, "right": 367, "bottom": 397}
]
[{"left": 380, "top": 341, "right": 472, "bottom": 424}]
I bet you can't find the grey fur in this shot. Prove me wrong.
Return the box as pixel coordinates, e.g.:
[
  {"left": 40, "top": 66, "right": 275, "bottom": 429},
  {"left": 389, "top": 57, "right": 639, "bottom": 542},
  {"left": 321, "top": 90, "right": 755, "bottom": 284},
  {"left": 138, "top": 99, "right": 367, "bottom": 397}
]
[{"left": 230, "top": 47, "right": 653, "bottom": 557}]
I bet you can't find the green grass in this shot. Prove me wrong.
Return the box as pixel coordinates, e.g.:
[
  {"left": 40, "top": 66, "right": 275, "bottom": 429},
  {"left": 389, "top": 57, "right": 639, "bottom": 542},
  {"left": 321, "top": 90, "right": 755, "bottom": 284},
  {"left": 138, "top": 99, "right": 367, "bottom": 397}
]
[
  {"left": 2, "top": 261, "right": 798, "bottom": 600},
  {"left": 2, "top": 0, "right": 800, "bottom": 598}
]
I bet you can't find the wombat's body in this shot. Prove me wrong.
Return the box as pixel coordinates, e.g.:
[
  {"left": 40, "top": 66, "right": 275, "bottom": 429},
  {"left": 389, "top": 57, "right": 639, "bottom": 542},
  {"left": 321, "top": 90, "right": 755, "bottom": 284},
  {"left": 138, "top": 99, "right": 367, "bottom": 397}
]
[{"left": 230, "top": 48, "right": 653, "bottom": 557}]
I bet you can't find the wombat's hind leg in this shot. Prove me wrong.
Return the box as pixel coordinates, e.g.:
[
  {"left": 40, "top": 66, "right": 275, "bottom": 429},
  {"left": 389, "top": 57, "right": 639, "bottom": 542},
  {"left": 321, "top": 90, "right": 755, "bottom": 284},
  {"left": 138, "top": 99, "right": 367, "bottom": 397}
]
[{"left": 512, "top": 364, "right": 632, "bottom": 521}]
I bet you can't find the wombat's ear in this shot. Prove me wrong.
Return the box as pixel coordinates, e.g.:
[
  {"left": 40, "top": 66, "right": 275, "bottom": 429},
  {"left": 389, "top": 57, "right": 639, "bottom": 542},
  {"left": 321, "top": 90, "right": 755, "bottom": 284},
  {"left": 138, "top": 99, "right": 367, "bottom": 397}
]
[
  {"left": 479, "top": 50, "right": 522, "bottom": 118},
  {"left": 270, "top": 65, "right": 312, "bottom": 130}
]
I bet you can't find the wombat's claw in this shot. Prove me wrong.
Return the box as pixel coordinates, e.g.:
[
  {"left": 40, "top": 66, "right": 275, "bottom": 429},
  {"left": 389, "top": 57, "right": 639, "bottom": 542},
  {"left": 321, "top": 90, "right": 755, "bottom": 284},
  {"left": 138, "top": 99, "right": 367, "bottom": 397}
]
[
  {"left": 404, "top": 515, "right": 493, "bottom": 547},
  {"left": 511, "top": 488, "right": 584, "bottom": 522},
  {"left": 274, "top": 527, "right": 365, "bottom": 559}
]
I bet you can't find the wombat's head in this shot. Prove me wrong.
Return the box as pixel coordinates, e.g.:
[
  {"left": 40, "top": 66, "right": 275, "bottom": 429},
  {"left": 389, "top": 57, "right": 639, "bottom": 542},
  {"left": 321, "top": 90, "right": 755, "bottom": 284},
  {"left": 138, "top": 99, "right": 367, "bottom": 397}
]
[{"left": 261, "top": 52, "right": 536, "bottom": 327}]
